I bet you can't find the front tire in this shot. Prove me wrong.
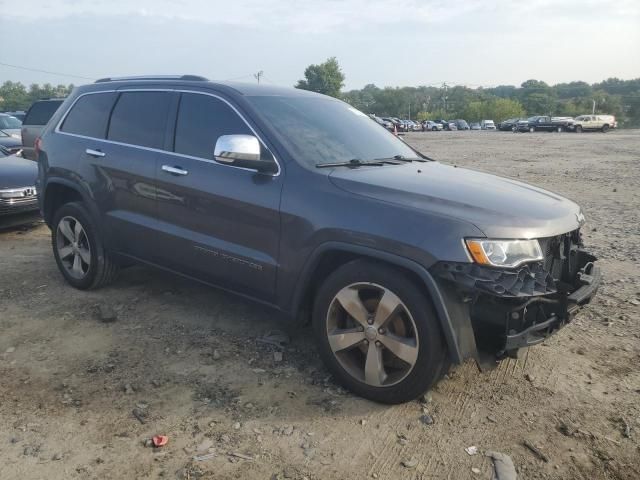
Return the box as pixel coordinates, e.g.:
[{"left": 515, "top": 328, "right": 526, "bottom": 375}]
[
  {"left": 602, "top": 124, "right": 609, "bottom": 133},
  {"left": 529, "top": 126, "right": 535, "bottom": 133},
  {"left": 312, "top": 260, "right": 447, "bottom": 404},
  {"left": 576, "top": 125, "right": 583, "bottom": 133},
  {"left": 51, "top": 202, "right": 119, "bottom": 290}
]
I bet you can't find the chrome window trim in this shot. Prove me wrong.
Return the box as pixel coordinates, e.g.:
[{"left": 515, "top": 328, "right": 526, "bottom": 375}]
[{"left": 54, "top": 88, "right": 282, "bottom": 177}]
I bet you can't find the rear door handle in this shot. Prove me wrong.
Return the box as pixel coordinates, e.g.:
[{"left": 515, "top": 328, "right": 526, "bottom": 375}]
[
  {"left": 86, "top": 148, "right": 106, "bottom": 158},
  {"left": 162, "top": 165, "right": 189, "bottom": 176}
]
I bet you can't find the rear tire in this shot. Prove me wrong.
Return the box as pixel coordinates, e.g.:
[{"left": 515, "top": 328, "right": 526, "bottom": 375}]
[
  {"left": 529, "top": 126, "right": 535, "bottom": 133},
  {"left": 51, "top": 202, "right": 119, "bottom": 290},
  {"left": 602, "top": 124, "right": 609, "bottom": 133},
  {"left": 312, "top": 260, "right": 447, "bottom": 404}
]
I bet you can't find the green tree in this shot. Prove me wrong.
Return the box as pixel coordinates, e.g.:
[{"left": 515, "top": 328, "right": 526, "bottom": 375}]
[{"left": 295, "top": 57, "right": 345, "bottom": 98}]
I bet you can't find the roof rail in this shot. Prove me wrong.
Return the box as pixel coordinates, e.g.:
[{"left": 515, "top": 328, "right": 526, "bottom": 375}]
[{"left": 95, "top": 75, "right": 208, "bottom": 83}]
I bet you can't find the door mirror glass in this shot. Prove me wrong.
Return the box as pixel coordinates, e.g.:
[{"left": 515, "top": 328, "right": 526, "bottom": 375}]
[{"left": 214, "top": 134, "right": 277, "bottom": 174}]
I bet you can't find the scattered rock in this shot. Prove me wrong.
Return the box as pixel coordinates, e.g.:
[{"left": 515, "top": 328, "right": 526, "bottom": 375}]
[
  {"left": 401, "top": 457, "right": 419, "bottom": 469},
  {"left": 233, "top": 422, "right": 241, "bottom": 430},
  {"left": 359, "top": 419, "right": 367, "bottom": 426},
  {"left": 486, "top": 451, "right": 517, "bottom": 480},
  {"left": 524, "top": 373, "right": 535, "bottom": 382},
  {"left": 471, "top": 467, "right": 481, "bottom": 474},
  {"left": 132, "top": 408, "right": 147, "bottom": 424},
  {"left": 465, "top": 446, "right": 479, "bottom": 456},
  {"left": 274, "top": 351, "right": 283, "bottom": 362},
  {"left": 96, "top": 304, "right": 118, "bottom": 323},
  {"left": 5, "top": 347, "right": 15, "bottom": 354},
  {"left": 52, "top": 453, "right": 63, "bottom": 461},
  {"left": 523, "top": 440, "right": 549, "bottom": 462},
  {"left": 257, "top": 330, "right": 290, "bottom": 348},
  {"left": 418, "top": 393, "right": 433, "bottom": 405},
  {"left": 576, "top": 348, "right": 585, "bottom": 355},
  {"left": 282, "top": 425, "right": 294, "bottom": 436},
  {"left": 487, "top": 415, "right": 498, "bottom": 424},
  {"left": 212, "top": 349, "right": 221, "bottom": 360},
  {"left": 124, "top": 383, "right": 135, "bottom": 395},
  {"left": 419, "top": 414, "right": 434, "bottom": 426}
]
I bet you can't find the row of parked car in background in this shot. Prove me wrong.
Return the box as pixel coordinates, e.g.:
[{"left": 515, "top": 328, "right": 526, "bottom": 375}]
[
  {"left": 0, "top": 94, "right": 621, "bottom": 223},
  {"left": 370, "top": 114, "right": 616, "bottom": 134},
  {"left": 1, "top": 98, "right": 65, "bottom": 219}
]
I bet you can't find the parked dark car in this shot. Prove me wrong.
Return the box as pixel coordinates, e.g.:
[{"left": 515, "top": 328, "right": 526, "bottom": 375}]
[
  {"left": 0, "top": 129, "right": 22, "bottom": 155},
  {"left": 21, "top": 98, "right": 65, "bottom": 160},
  {"left": 498, "top": 118, "right": 522, "bottom": 131},
  {"left": 0, "top": 150, "right": 39, "bottom": 216},
  {"left": 38, "top": 75, "right": 600, "bottom": 404},
  {"left": 435, "top": 119, "right": 457, "bottom": 131},
  {"left": 454, "top": 119, "right": 470, "bottom": 130},
  {"left": 516, "top": 116, "right": 574, "bottom": 133}
]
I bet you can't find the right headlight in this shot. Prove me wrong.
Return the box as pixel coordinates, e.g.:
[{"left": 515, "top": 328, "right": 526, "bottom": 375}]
[{"left": 465, "top": 239, "right": 543, "bottom": 268}]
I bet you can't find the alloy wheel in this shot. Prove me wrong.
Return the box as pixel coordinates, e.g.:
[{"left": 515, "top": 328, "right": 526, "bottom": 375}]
[
  {"left": 56, "top": 216, "right": 92, "bottom": 279},
  {"left": 325, "top": 283, "right": 419, "bottom": 387}
]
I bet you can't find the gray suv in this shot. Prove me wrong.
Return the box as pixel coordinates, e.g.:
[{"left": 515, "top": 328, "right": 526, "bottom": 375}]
[{"left": 37, "top": 75, "right": 600, "bottom": 403}]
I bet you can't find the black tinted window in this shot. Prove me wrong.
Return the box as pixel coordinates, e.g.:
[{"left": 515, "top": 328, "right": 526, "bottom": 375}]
[
  {"left": 174, "top": 93, "right": 251, "bottom": 159},
  {"left": 23, "top": 100, "right": 64, "bottom": 126},
  {"left": 108, "top": 92, "right": 171, "bottom": 149},
  {"left": 61, "top": 93, "right": 116, "bottom": 138}
]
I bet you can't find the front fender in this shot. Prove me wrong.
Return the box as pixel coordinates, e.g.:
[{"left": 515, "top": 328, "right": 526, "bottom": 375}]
[{"left": 291, "top": 241, "right": 469, "bottom": 364}]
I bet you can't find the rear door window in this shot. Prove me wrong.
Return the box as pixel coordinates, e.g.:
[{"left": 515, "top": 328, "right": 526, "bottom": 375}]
[
  {"left": 173, "top": 93, "right": 251, "bottom": 159},
  {"left": 107, "top": 92, "right": 172, "bottom": 149},
  {"left": 24, "top": 100, "right": 64, "bottom": 126},
  {"left": 61, "top": 93, "right": 117, "bottom": 139}
]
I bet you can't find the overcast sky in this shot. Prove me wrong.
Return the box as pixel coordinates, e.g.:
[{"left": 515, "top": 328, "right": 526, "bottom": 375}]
[{"left": 2, "top": 0, "right": 639, "bottom": 90}]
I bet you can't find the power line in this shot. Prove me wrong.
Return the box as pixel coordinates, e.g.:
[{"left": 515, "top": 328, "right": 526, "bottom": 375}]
[{"left": 0, "top": 61, "right": 95, "bottom": 81}]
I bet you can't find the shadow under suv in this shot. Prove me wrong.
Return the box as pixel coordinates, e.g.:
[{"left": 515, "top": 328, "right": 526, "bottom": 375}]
[{"left": 37, "top": 75, "right": 600, "bottom": 404}]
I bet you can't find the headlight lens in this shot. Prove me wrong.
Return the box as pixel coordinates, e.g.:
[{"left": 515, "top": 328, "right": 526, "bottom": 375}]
[{"left": 465, "top": 239, "right": 543, "bottom": 268}]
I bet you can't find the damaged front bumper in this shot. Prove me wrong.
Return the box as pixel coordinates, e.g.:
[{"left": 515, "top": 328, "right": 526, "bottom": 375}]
[{"left": 431, "top": 235, "right": 600, "bottom": 364}]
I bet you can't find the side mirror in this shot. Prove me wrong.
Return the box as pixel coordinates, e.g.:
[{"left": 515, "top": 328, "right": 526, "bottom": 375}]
[{"left": 214, "top": 134, "right": 277, "bottom": 174}]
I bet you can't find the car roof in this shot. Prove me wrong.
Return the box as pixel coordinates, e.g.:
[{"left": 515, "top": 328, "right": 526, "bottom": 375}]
[{"left": 80, "top": 76, "right": 327, "bottom": 99}]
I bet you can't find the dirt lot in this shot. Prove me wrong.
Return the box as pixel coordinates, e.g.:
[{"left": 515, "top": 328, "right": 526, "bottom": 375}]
[{"left": 1, "top": 130, "right": 639, "bottom": 480}]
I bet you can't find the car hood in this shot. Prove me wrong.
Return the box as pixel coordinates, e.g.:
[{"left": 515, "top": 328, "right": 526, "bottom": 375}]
[
  {"left": 0, "top": 155, "right": 38, "bottom": 189},
  {"left": 328, "top": 162, "right": 584, "bottom": 238}
]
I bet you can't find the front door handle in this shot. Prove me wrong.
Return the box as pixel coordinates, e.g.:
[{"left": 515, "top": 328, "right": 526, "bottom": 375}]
[
  {"left": 86, "top": 148, "right": 106, "bottom": 158},
  {"left": 162, "top": 165, "right": 189, "bottom": 176}
]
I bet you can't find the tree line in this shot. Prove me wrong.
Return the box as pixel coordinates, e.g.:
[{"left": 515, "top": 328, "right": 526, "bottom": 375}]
[
  {"left": 1, "top": 58, "right": 639, "bottom": 127},
  {"left": 295, "top": 58, "right": 640, "bottom": 127},
  {"left": 0, "top": 82, "right": 74, "bottom": 111}
]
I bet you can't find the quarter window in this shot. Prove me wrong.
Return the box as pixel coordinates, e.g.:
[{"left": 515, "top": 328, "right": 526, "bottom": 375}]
[
  {"left": 108, "top": 92, "right": 172, "bottom": 149},
  {"left": 60, "top": 93, "right": 117, "bottom": 139},
  {"left": 173, "top": 93, "right": 251, "bottom": 159},
  {"left": 24, "top": 100, "right": 64, "bottom": 126}
]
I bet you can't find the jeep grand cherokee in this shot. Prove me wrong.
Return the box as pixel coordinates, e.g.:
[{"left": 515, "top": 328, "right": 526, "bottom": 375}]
[{"left": 37, "top": 75, "right": 600, "bottom": 404}]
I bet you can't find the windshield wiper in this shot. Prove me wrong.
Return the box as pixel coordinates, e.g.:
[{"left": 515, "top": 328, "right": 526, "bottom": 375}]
[
  {"left": 374, "top": 154, "right": 426, "bottom": 163},
  {"left": 316, "top": 158, "right": 399, "bottom": 168}
]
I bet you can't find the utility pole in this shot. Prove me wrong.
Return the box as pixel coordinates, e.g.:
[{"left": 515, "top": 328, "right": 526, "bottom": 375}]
[
  {"left": 592, "top": 99, "right": 596, "bottom": 114},
  {"left": 254, "top": 71, "right": 264, "bottom": 84},
  {"left": 442, "top": 82, "right": 448, "bottom": 114}
]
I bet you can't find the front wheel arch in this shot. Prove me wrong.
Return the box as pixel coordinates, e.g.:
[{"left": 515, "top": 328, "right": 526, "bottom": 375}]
[{"left": 291, "top": 243, "right": 464, "bottom": 365}]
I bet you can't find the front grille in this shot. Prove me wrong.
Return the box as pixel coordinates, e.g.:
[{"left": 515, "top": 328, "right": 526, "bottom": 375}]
[
  {"left": 538, "top": 230, "right": 582, "bottom": 284},
  {"left": 0, "top": 196, "right": 39, "bottom": 215}
]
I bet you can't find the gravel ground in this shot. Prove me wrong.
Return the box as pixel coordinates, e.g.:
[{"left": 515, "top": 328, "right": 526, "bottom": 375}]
[{"left": 0, "top": 129, "right": 639, "bottom": 480}]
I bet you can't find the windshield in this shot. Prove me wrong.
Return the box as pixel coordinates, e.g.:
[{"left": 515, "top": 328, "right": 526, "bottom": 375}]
[
  {"left": 247, "top": 96, "right": 419, "bottom": 167},
  {"left": 0, "top": 115, "right": 22, "bottom": 129}
]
